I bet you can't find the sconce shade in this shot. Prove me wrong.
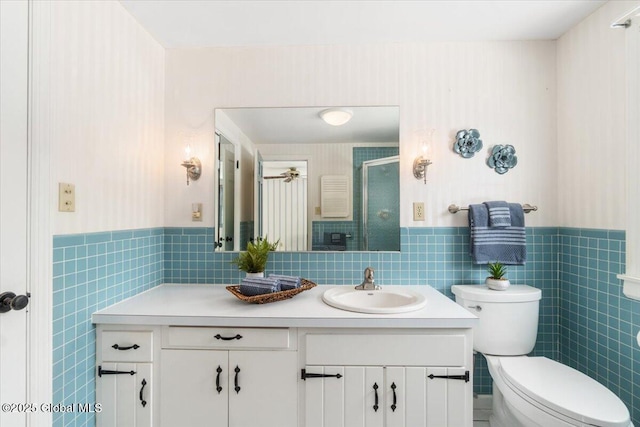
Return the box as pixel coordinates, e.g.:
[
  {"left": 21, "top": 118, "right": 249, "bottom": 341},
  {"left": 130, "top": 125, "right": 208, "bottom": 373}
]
[{"left": 319, "top": 108, "right": 353, "bottom": 126}]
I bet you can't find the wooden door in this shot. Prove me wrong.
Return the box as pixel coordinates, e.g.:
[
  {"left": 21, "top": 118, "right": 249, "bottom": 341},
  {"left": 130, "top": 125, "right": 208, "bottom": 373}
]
[{"left": 0, "top": 1, "right": 30, "bottom": 426}]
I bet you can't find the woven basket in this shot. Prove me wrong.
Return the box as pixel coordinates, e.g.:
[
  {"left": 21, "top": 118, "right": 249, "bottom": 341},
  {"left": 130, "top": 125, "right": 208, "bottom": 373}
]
[{"left": 226, "top": 279, "right": 317, "bottom": 304}]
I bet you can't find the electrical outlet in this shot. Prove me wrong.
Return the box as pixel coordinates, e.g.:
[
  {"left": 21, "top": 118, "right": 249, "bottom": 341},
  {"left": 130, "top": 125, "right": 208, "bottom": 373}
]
[
  {"left": 413, "top": 202, "right": 425, "bottom": 221},
  {"left": 58, "top": 183, "right": 75, "bottom": 212}
]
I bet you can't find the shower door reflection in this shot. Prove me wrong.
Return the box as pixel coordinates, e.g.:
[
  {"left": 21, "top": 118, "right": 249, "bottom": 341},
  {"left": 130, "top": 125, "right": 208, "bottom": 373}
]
[{"left": 362, "top": 156, "right": 400, "bottom": 251}]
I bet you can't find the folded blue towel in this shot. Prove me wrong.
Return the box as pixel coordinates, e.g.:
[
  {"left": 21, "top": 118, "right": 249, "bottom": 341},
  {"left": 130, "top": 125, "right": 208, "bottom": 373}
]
[
  {"left": 239, "top": 277, "right": 281, "bottom": 296},
  {"left": 469, "top": 203, "right": 526, "bottom": 265},
  {"left": 268, "top": 274, "right": 302, "bottom": 291},
  {"left": 484, "top": 201, "right": 511, "bottom": 227}
]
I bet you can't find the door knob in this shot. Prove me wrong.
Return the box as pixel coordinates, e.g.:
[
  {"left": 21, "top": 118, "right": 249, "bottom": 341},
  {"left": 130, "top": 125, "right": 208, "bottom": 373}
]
[{"left": 0, "top": 292, "right": 30, "bottom": 313}]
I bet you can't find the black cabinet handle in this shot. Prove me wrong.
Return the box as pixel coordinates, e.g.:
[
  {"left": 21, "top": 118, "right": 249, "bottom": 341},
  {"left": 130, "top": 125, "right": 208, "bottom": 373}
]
[
  {"left": 373, "top": 382, "right": 379, "bottom": 412},
  {"left": 139, "top": 379, "right": 147, "bottom": 407},
  {"left": 214, "top": 334, "right": 243, "bottom": 341},
  {"left": 216, "top": 366, "right": 223, "bottom": 393},
  {"left": 390, "top": 382, "right": 397, "bottom": 412},
  {"left": 300, "top": 369, "right": 343, "bottom": 380},
  {"left": 98, "top": 366, "right": 136, "bottom": 377},
  {"left": 427, "top": 371, "right": 470, "bottom": 382},
  {"left": 234, "top": 366, "right": 241, "bottom": 394},
  {"left": 112, "top": 344, "right": 140, "bottom": 351}
]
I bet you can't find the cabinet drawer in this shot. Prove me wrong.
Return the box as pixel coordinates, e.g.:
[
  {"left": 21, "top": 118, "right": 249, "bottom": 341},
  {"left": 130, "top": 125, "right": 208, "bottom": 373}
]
[
  {"left": 162, "top": 326, "right": 291, "bottom": 350},
  {"left": 101, "top": 331, "right": 153, "bottom": 362},
  {"left": 306, "top": 333, "right": 467, "bottom": 366}
]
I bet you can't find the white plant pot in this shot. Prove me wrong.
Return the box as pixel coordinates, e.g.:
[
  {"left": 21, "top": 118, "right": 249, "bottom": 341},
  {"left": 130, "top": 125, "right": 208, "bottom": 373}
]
[
  {"left": 246, "top": 272, "right": 265, "bottom": 278},
  {"left": 485, "top": 277, "right": 510, "bottom": 290}
]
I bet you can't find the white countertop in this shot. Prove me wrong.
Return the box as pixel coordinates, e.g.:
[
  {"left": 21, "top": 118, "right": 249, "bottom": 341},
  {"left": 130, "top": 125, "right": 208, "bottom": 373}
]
[{"left": 91, "top": 284, "right": 478, "bottom": 329}]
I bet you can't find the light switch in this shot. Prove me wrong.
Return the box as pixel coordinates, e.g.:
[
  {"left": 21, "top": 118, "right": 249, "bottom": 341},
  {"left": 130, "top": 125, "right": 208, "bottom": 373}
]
[
  {"left": 58, "top": 183, "right": 75, "bottom": 212},
  {"left": 192, "top": 203, "right": 202, "bottom": 221}
]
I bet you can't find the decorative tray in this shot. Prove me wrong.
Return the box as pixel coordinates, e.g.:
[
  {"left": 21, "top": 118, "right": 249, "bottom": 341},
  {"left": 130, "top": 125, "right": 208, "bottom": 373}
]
[{"left": 226, "top": 279, "right": 317, "bottom": 304}]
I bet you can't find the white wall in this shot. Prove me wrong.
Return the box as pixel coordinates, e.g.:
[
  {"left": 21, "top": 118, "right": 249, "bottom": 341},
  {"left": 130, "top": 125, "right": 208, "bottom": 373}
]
[
  {"left": 47, "top": 1, "right": 165, "bottom": 235},
  {"left": 557, "top": 0, "right": 638, "bottom": 230},
  {"left": 165, "top": 41, "right": 557, "bottom": 228}
]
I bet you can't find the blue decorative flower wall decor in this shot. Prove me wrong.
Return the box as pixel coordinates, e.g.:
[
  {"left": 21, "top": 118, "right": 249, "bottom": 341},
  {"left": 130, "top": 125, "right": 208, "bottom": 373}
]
[
  {"left": 453, "top": 129, "right": 483, "bottom": 158},
  {"left": 487, "top": 144, "right": 518, "bottom": 174}
]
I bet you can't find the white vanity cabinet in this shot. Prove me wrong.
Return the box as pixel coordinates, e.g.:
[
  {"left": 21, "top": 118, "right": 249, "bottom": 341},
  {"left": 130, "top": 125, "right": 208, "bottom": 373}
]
[
  {"left": 300, "top": 330, "right": 472, "bottom": 427},
  {"left": 96, "top": 326, "right": 157, "bottom": 427},
  {"left": 92, "top": 284, "right": 477, "bottom": 427},
  {"left": 158, "top": 326, "right": 298, "bottom": 427}
]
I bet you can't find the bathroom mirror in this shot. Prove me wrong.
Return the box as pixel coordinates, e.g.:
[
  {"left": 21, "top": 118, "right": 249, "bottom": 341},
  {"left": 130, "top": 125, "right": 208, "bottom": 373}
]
[{"left": 214, "top": 106, "right": 400, "bottom": 252}]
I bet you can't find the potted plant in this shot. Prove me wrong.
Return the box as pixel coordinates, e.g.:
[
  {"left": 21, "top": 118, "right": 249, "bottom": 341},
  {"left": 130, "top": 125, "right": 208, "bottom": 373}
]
[
  {"left": 231, "top": 237, "right": 279, "bottom": 277},
  {"left": 485, "top": 262, "right": 510, "bottom": 290}
]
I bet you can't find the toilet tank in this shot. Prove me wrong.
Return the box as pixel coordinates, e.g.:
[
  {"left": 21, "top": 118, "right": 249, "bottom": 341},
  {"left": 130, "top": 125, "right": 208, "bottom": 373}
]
[{"left": 451, "top": 285, "right": 542, "bottom": 356}]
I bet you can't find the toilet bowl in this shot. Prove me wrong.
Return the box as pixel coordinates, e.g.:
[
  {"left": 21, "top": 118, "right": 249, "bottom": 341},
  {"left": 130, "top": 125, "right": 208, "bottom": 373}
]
[
  {"left": 485, "top": 355, "right": 632, "bottom": 427},
  {"left": 451, "top": 285, "right": 633, "bottom": 427}
]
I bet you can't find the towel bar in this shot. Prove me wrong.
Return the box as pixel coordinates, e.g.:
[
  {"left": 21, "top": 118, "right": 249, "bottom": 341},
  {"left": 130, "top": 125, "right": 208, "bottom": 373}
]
[{"left": 448, "top": 203, "right": 537, "bottom": 214}]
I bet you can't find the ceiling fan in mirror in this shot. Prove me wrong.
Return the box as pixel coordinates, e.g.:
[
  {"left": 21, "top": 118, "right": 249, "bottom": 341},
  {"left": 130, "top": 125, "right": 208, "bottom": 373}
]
[{"left": 263, "top": 167, "right": 300, "bottom": 183}]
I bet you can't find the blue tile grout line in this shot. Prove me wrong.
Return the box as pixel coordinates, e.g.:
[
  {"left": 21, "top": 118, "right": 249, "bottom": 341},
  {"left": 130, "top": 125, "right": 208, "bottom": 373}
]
[{"left": 52, "top": 226, "right": 640, "bottom": 426}]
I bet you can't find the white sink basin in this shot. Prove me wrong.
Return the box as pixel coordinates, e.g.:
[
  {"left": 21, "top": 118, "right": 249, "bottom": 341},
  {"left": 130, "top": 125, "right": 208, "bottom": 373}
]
[{"left": 322, "top": 286, "right": 427, "bottom": 314}]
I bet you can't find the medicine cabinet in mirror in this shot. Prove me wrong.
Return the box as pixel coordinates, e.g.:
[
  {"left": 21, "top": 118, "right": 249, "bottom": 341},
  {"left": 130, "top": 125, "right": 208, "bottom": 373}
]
[{"left": 214, "top": 106, "right": 400, "bottom": 252}]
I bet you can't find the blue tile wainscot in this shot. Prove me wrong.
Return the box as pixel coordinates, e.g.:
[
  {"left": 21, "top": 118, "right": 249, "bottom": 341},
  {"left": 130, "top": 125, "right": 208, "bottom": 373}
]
[{"left": 52, "top": 226, "right": 640, "bottom": 426}]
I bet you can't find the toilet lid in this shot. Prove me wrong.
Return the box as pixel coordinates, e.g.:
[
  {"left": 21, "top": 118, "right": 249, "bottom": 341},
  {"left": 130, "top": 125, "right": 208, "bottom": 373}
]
[{"left": 499, "top": 357, "right": 630, "bottom": 427}]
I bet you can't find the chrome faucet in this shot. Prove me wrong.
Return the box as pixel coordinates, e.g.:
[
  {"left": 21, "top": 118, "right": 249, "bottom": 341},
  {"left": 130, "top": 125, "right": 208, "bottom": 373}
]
[{"left": 355, "top": 267, "right": 380, "bottom": 290}]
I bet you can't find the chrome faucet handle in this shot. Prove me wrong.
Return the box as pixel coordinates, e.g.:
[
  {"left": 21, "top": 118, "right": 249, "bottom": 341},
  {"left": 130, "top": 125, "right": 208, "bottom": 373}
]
[
  {"left": 364, "top": 267, "right": 375, "bottom": 283},
  {"left": 355, "top": 267, "right": 380, "bottom": 290}
]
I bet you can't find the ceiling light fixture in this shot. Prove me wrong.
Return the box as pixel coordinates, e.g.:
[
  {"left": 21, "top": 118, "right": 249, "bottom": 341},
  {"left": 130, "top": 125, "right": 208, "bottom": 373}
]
[{"left": 319, "top": 108, "right": 353, "bottom": 126}]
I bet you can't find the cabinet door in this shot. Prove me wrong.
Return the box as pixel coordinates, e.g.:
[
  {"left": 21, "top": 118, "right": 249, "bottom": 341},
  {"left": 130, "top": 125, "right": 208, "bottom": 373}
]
[
  {"left": 425, "top": 367, "right": 470, "bottom": 427},
  {"left": 384, "top": 367, "right": 407, "bottom": 427},
  {"left": 305, "top": 366, "right": 471, "bottom": 427},
  {"left": 97, "top": 362, "right": 152, "bottom": 427},
  {"left": 304, "top": 366, "right": 383, "bottom": 427},
  {"left": 229, "top": 350, "right": 297, "bottom": 427},
  {"left": 160, "top": 349, "right": 229, "bottom": 427}
]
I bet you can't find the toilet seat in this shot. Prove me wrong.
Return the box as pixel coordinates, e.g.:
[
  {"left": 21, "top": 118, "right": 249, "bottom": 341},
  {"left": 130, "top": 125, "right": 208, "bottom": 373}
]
[{"left": 497, "top": 356, "right": 630, "bottom": 427}]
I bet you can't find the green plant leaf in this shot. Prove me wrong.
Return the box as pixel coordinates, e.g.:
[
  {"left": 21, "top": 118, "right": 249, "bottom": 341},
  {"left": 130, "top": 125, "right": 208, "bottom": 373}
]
[
  {"left": 487, "top": 262, "right": 507, "bottom": 279},
  {"left": 231, "top": 236, "right": 280, "bottom": 273}
]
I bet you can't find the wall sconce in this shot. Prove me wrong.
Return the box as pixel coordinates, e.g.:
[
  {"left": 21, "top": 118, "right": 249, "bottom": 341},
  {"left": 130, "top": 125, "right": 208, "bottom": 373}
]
[
  {"left": 180, "top": 144, "right": 201, "bottom": 185},
  {"left": 413, "top": 129, "right": 434, "bottom": 184}
]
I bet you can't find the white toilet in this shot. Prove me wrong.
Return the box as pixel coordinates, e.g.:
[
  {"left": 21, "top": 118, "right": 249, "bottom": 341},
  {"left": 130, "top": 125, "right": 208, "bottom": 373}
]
[{"left": 451, "top": 284, "right": 633, "bottom": 427}]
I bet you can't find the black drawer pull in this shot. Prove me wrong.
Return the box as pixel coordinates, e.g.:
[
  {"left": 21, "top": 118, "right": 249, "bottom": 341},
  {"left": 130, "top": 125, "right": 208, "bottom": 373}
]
[
  {"left": 98, "top": 366, "right": 136, "bottom": 377},
  {"left": 139, "top": 379, "right": 147, "bottom": 407},
  {"left": 234, "top": 366, "right": 241, "bottom": 394},
  {"left": 390, "top": 382, "right": 397, "bottom": 412},
  {"left": 112, "top": 344, "right": 140, "bottom": 351},
  {"left": 216, "top": 366, "right": 223, "bottom": 393},
  {"left": 428, "top": 370, "right": 470, "bottom": 382},
  {"left": 214, "top": 334, "right": 243, "bottom": 341},
  {"left": 373, "top": 383, "right": 379, "bottom": 412},
  {"left": 301, "top": 369, "right": 343, "bottom": 380}
]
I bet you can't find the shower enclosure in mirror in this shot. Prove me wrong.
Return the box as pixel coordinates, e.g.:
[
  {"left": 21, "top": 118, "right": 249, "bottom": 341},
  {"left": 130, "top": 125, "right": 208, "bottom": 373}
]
[
  {"left": 216, "top": 133, "right": 237, "bottom": 251},
  {"left": 362, "top": 156, "right": 400, "bottom": 251},
  {"left": 214, "top": 106, "right": 399, "bottom": 252}
]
